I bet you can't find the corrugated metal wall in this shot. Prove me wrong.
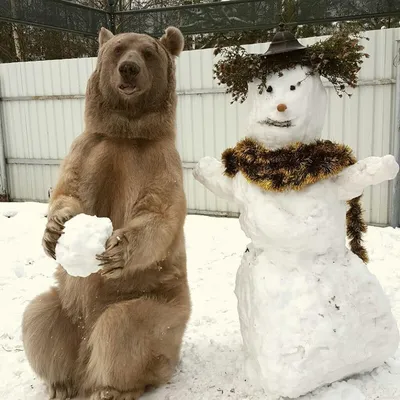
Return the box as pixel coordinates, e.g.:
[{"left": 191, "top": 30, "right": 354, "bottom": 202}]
[{"left": 0, "top": 28, "right": 399, "bottom": 225}]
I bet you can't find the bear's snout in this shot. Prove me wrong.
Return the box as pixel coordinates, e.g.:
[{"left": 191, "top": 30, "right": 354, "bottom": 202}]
[{"left": 119, "top": 61, "right": 141, "bottom": 81}]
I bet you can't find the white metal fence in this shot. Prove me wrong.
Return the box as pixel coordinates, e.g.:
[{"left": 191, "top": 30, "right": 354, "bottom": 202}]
[{"left": 0, "top": 28, "right": 399, "bottom": 226}]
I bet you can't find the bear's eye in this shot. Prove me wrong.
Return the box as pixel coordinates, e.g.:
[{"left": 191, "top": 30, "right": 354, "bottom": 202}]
[
  {"left": 290, "top": 85, "right": 296, "bottom": 91},
  {"left": 114, "top": 45, "right": 123, "bottom": 55},
  {"left": 142, "top": 47, "right": 154, "bottom": 59},
  {"left": 266, "top": 86, "right": 273, "bottom": 93}
]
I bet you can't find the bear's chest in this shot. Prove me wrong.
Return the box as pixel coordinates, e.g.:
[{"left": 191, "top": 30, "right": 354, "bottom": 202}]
[{"left": 79, "top": 140, "right": 162, "bottom": 228}]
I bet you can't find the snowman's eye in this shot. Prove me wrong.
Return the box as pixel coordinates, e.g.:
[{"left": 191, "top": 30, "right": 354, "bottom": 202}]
[
  {"left": 290, "top": 85, "right": 296, "bottom": 91},
  {"left": 266, "top": 86, "right": 273, "bottom": 93}
]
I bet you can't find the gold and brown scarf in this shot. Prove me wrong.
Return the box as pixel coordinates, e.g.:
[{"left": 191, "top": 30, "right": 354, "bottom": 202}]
[{"left": 222, "top": 138, "right": 368, "bottom": 263}]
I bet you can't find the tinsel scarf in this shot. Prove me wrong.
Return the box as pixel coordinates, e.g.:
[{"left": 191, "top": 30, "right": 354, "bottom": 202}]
[{"left": 222, "top": 138, "right": 369, "bottom": 263}]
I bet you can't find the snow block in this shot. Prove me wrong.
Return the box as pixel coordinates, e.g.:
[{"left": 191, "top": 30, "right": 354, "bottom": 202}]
[{"left": 235, "top": 247, "right": 400, "bottom": 399}]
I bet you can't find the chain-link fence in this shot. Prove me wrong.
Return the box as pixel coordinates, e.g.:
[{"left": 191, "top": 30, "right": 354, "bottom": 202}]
[
  {"left": 0, "top": 0, "right": 109, "bottom": 36},
  {"left": 117, "top": 0, "right": 400, "bottom": 37},
  {"left": 0, "top": 0, "right": 399, "bottom": 37}
]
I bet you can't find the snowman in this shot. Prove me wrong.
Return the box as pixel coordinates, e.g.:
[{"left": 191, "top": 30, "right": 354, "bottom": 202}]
[{"left": 194, "top": 28, "right": 400, "bottom": 399}]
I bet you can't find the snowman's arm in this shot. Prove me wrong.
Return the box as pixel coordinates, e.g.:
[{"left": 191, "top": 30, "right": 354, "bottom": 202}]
[
  {"left": 335, "top": 155, "right": 399, "bottom": 201},
  {"left": 193, "top": 157, "right": 236, "bottom": 203}
]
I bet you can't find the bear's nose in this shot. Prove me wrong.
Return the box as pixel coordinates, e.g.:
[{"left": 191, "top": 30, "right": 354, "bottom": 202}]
[
  {"left": 277, "top": 104, "right": 287, "bottom": 112},
  {"left": 119, "top": 61, "right": 140, "bottom": 80}
]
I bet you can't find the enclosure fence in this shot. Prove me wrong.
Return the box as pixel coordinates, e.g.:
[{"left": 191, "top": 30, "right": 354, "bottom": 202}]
[
  {"left": 1, "top": 0, "right": 400, "bottom": 37},
  {"left": 0, "top": 28, "right": 400, "bottom": 226}
]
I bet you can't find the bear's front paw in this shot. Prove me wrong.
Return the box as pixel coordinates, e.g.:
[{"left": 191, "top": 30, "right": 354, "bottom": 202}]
[
  {"left": 42, "top": 208, "right": 76, "bottom": 259},
  {"left": 96, "top": 229, "right": 128, "bottom": 279}
]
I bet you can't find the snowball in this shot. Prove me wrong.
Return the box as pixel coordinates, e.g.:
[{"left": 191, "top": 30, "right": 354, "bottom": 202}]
[{"left": 55, "top": 213, "right": 113, "bottom": 277}]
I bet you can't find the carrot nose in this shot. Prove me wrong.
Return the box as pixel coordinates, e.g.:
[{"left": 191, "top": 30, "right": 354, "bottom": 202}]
[{"left": 277, "top": 104, "right": 287, "bottom": 112}]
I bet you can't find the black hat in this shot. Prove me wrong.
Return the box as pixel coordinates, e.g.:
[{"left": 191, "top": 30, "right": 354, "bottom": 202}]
[{"left": 264, "top": 24, "right": 306, "bottom": 56}]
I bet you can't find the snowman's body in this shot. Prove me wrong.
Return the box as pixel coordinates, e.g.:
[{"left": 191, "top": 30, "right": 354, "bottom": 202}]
[
  {"left": 236, "top": 242, "right": 398, "bottom": 399},
  {"left": 234, "top": 176, "right": 346, "bottom": 256},
  {"left": 194, "top": 65, "right": 399, "bottom": 398},
  {"left": 233, "top": 174, "right": 398, "bottom": 398}
]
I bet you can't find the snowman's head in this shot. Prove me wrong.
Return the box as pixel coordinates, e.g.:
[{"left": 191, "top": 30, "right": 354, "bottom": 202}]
[{"left": 246, "top": 65, "right": 327, "bottom": 149}]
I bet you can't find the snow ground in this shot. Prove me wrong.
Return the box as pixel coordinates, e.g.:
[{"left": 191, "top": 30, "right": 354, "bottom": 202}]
[{"left": 0, "top": 202, "right": 399, "bottom": 400}]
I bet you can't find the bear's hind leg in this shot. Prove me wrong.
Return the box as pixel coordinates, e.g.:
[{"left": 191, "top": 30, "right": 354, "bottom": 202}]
[
  {"left": 83, "top": 299, "right": 190, "bottom": 399},
  {"left": 22, "top": 288, "right": 81, "bottom": 399},
  {"left": 91, "top": 387, "right": 144, "bottom": 400}
]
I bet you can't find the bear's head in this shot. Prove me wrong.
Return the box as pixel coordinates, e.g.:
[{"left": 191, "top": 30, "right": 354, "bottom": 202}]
[
  {"left": 96, "top": 26, "right": 183, "bottom": 105},
  {"left": 85, "top": 26, "right": 184, "bottom": 139}
]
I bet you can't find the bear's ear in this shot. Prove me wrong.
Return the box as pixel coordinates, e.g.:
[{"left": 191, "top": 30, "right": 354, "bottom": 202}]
[
  {"left": 160, "top": 27, "right": 184, "bottom": 57},
  {"left": 99, "top": 27, "right": 114, "bottom": 47}
]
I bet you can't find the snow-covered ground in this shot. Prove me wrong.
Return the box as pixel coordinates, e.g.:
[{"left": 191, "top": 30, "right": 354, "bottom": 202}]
[{"left": 0, "top": 202, "right": 399, "bottom": 400}]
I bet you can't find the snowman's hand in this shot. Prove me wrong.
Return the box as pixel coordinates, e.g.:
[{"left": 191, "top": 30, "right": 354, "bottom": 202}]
[
  {"left": 382, "top": 154, "right": 400, "bottom": 179},
  {"left": 193, "top": 157, "right": 236, "bottom": 202},
  {"left": 336, "top": 155, "right": 399, "bottom": 201}
]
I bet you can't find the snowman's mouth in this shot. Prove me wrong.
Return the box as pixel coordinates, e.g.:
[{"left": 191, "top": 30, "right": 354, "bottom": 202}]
[{"left": 259, "top": 118, "right": 293, "bottom": 128}]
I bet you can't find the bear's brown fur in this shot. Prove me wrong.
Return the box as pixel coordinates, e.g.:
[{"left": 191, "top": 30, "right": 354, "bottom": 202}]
[{"left": 22, "top": 26, "right": 190, "bottom": 400}]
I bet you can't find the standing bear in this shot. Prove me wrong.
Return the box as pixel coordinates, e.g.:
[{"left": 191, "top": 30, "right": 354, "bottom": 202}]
[{"left": 22, "top": 26, "right": 191, "bottom": 400}]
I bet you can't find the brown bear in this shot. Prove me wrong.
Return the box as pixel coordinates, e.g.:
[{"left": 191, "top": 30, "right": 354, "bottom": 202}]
[{"left": 21, "top": 26, "right": 191, "bottom": 400}]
